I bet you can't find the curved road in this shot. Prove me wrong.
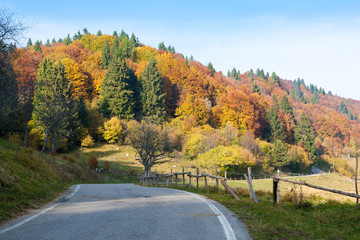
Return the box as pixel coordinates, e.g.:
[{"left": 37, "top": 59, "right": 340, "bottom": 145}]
[{"left": 0, "top": 184, "right": 251, "bottom": 240}]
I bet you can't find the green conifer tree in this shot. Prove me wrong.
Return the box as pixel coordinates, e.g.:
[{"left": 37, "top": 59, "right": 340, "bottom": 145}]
[
  {"left": 33, "top": 58, "right": 78, "bottom": 155},
  {"left": 271, "top": 140, "right": 291, "bottom": 169},
  {"left": 280, "top": 95, "right": 294, "bottom": 118},
  {"left": 266, "top": 106, "right": 286, "bottom": 142},
  {"left": 110, "top": 38, "right": 120, "bottom": 59},
  {"left": 33, "top": 40, "right": 42, "bottom": 52},
  {"left": 99, "top": 57, "right": 136, "bottom": 120},
  {"left": 101, "top": 40, "right": 111, "bottom": 69},
  {"left": 140, "top": 57, "right": 166, "bottom": 123},
  {"left": 207, "top": 62, "right": 215, "bottom": 75},
  {"left": 294, "top": 112, "right": 317, "bottom": 161},
  {"left": 158, "top": 42, "right": 166, "bottom": 51},
  {"left": 64, "top": 34, "right": 72, "bottom": 46},
  {"left": 26, "top": 38, "right": 32, "bottom": 50}
]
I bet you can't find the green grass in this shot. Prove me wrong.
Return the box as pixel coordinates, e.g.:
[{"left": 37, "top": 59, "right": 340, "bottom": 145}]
[
  {"left": 165, "top": 185, "right": 360, "bottom": 240},
  {"left": 0, "top": 139, "right": 100, "bottom": 226}
]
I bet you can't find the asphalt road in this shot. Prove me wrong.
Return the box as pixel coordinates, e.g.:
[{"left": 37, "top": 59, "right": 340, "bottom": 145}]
[{"left": 0, "top": 184, "right": 251, "bottom": 240}]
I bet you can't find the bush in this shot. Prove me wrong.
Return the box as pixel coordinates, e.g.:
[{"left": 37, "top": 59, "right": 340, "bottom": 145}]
[
  {"left": 81, "top": 134, "right": 95, "bottom": 148},
  {"left": 87, "top": 156, "right": 98, "bottom": 169},
  {"left": 197, "top": 144, "right": 256, "bottom": 172},
  {"left": 104, "top": 161, "right": 110, "bottom": 170}
]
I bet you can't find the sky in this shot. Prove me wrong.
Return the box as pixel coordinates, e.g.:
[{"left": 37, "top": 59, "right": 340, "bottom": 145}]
[{"left": 2, "top": 0, "right": 360, "bottom": 100}]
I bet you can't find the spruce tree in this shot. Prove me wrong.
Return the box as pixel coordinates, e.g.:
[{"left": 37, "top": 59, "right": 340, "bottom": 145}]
[
  {"left": 280, "top": 95, "right": 294, "bottom": 118},
  {"left": 266, "top": 106, "right": 286, "bottom": 142},
  {"left": 294, "top": 112, "right": 317, "bottom": 161},
  {"left": 271, "top": 140, "right": 290, "bottom": 169},
  {"left": 110, "top": 38, "right": 120, "bottom": 59},
  {"left": 101, "top": 40, "right": 111, "bottom": 69},
  {"left": 99, "top": 57, "right": 136, "bottom": 120},
  {"left": 158, "top": 42, "right": 166, "bottom": 51},
  {"left": 64, "top": 34, "right": 72, "bottom": 46},
  {"left": 33, "top": 40, "right": 42, "bottom": 52},
  {"left": 207, "top": 62, "right": 215, "bottom": 75},
  {"left": 26, "top": 38, "right": 32, "bottom": 50},
  {"left": 140, "top": 57, "right": 166, "bottom": 123},
  {"left": 33, "top": 58, "right": 78, "bottom": 155}
]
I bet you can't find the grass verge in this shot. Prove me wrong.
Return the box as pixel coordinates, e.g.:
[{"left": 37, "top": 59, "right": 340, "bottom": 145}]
[{"left": 0, "top": 139, "right": 100, "bottom": 226}]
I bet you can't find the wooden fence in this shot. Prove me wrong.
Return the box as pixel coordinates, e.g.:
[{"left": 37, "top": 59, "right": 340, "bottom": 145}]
[
  {"left": 142, "top": 167, "right": 226, "bottom": 190},
  {"left": 272, "top": 172, "right": 360, "bottom": 205}
]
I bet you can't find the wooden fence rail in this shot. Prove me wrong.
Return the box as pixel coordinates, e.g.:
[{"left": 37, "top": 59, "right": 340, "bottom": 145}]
[{"left": 272, "top": 176, "right": 360, "bottom": 205}]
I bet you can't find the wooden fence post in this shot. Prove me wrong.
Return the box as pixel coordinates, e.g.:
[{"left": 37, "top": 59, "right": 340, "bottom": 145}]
[
  {"left": 216, "top": 167, "right": 219, "bottom": 190},
  {"left": 175, "top": 173, "right": 178, "bottom": 187},
  {"left": 155, "top": 169, "right": 158, "bottom": 187},
  {"left": 204, "top": 175, "right": 207, "bottom": 188},
  {"left": 162, "top": 171, "right": 164, "bottom": 186},
  {"left": 273, "top": 178, "right": 279, "bottom": 205},
  {"left": 171, "top": 169, "right": 173, "bottom": 188},
  {"left": 182, "top": 167, "right": 185, "bottom": 188},
  {"left": 196, "top": 168, "right": 199, "bottom": 189},
  {"left": 356, "top": 155, "right": 359, "bottom": 207},
  {"left": 247, "top": 167, "right": 253, "bottom": 199},
  {"left": 189, "top": 172, "right": 192, "bottom": 189}
]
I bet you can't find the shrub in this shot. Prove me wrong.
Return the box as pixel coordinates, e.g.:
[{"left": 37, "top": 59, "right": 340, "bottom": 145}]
[
  {"left": 87, "top": 156, "right": 98, "bottom": 169},
  {"left": 81, "top": 134, "right": 95, "bottom": 148},
  {"left": 104, "top": 161, "right": 110, "bottom": 170},
  {"left": 197, "top": 144, "right": 256, "bottom": 172}
]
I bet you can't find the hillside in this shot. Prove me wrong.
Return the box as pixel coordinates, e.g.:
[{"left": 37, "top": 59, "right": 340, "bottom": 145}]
[
  {"left": 2, "top": 29, "right": 360, "bottom": 177},
  {"left": 0, "top": 139, "right": 99, "bottom": 225}
]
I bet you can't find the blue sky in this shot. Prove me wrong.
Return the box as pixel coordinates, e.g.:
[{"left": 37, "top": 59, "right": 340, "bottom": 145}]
[{"left": 3, "top": 0, "right": 360, "bottom": 100}]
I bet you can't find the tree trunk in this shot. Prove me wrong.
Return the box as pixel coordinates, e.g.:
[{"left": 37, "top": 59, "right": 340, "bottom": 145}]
[
  {"left": 24, "top": 110, "right": 30, "bottom": 147},
  {"left": 8, "top": 131, "right": 12, "bottom": 143},
  {"left": 40, "top": 130, "right": 49, "bottom": 153},
  {"left": 144, "top": 165, "right": 151, "bottom": 185},
  {"left": 51, "top": 132, "right": 55, "bottom": 156}
]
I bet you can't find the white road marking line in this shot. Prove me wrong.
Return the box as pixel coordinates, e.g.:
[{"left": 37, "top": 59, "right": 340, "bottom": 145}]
[
  {"left": 182, "top": 191, "right": 237, "bottom": 240},
  {"left": 0, "top": 185, "right": 80, "bottom": 235}
]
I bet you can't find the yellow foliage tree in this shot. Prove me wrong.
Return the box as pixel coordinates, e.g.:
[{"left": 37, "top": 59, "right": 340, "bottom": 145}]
[
  {"left": 61, "top": 57, "right": 90, "bottom": 99},
  {"left": 175, "top": 95, "right": 211, "bottom": 125},
  {"left": 103, "top": 117, "right": 122, "bottom": 144},
  {"left": 197, "top": 145, "right": 256, "bottom": 172}
]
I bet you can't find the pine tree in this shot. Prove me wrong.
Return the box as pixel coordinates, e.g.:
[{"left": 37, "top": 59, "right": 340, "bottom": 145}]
[
  {"left": 113, "top": 31, "right": 118, "bottom": 37},
  {"left": 33, "top": 40, "right": 42, "bottom": 52},
  {"left": 45, "top": 39, "right": 51, "bottom": 47},
  {"left": 158, "top": 42, "right": 166, "bottom": 51},
  {"left": 33, "top": 58, "right": 78, "bottom": 155},
  {"left": 248, "top": 69, "right": 254, "bottom": 77},
  {"left": 266, "top": 106, "right": 286, "bottom": 142},
  {"left": 26, "top": 38, "right": 32, "bottom": 50},
  {"left": 96, "top": 30, "right": 102, "bottom": 36},
  {"left": 271, "top": 140, "right": 291, "bottom": 169},
  {"left": 110, "top": 38, "right": 120, "bottom": 59},
  {"left": 83, "top": 28, "right": 89, "bottom": 35},
  {"left": 140, "top": 57, "right": 166, "bottom": 123},
  {"left": 272, "top": 94, "right": 279, "bottom": 109},
  {"left": 99, "top": 57, "right": 136, "bottom": 120},
  {"left": 280, "top": 95, "right": 294, "bottom": 118},
  {"left": 207, "top": 62, "right": 215, "bottom": 75},
  {"left": 73, "top": 30, "right": 83, "bottom": 40},
  {"left": 64, "top": 34, "right": 72, "bottom": 46},
  {"left": 294, "top": 112, "right": 317, "bottom": 161},
  {"left": 101, "top": 40, "right": 111, "bottom": 69}
]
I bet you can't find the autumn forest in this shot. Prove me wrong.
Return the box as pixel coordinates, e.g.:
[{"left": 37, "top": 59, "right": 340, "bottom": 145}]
[{"left": 1, "top": 28, "right": 360, "bottom": 177}]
